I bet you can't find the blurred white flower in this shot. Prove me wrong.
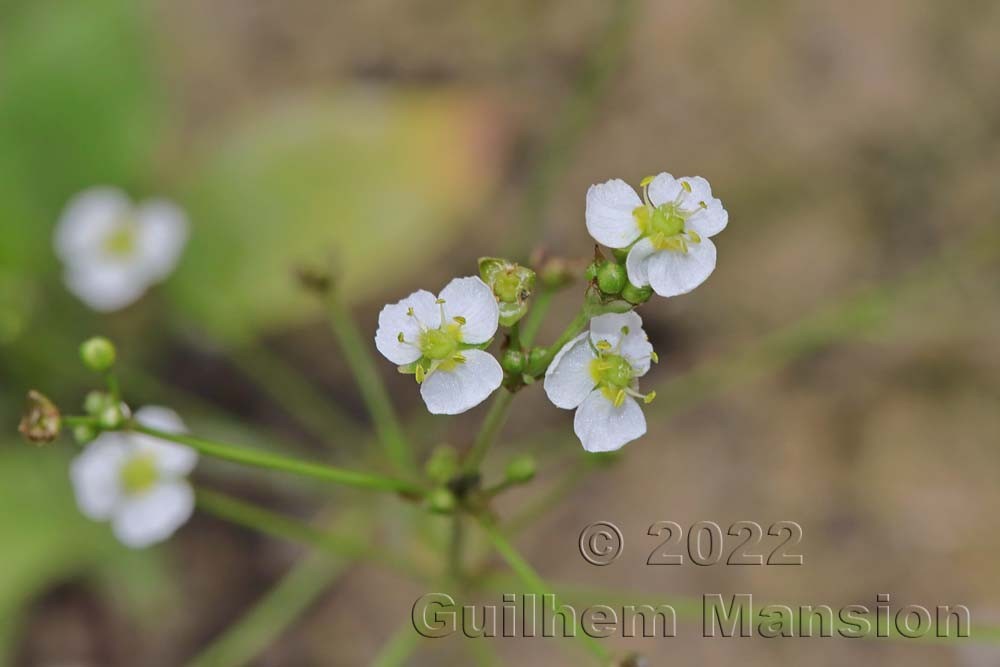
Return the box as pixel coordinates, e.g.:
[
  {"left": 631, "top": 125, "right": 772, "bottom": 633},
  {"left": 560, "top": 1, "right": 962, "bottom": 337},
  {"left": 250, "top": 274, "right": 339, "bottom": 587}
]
[
  {"left": 586, "top": 173, "right": 727, "bottom": 297},
  {"left": 54, "top": 187, "right": 189, "bottom": 312},
  {"left": 544, "top": 311, "right": 656, "bottom": 452},
  {"left": 70, "top": 406, "right": 196, "bottom": 548},
  {"left": 375, "top": 276, "right": 502, "bottom": 415}
]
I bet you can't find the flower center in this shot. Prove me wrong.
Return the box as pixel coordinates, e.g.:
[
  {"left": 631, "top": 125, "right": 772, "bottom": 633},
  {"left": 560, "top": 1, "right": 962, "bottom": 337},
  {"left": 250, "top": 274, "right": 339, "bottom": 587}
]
[
  {"left": 419, "top": 323, "right": 463, "bottom": 361},
  {"left": 590, "top": 353, "right": 634, "bottom": 402},
  {"left": 103, "top": 219, "right": 138, "bottom": 257},
  {"left": 120, "top": 454, "right": 158, "bottom": 495},
  {"left": 632, "top": 178, "right": 704, "bottom": 254}
]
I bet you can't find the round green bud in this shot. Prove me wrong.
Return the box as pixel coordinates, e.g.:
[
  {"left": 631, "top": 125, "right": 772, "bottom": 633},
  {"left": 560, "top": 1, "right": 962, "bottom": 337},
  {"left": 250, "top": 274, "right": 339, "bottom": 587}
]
[
  {"left": 427, "top": 487, "right": 457, "bottom": 514},
  {"left": 505, "top": 455, "right": 536, "bottom": 484},
  {"left": 98, "top": 403, "right": 125, "bottom": 430},
  {"left": 501, "top": 349, "right": 525, "bottom": 375},
  {"left": 80, "top": 337, "right": 116, "bottom": 372},
  {"left": 526, "top": 346, "right": 548, "bottom": 376},
  {"left": 424, "top": 445, "right": 459, "bottom": 484},
  {"left": 84, "top": 390, "right": 109, "bottom": 415},
  {"left": 73, "top": 423, "right": 97, "bottom": 444},
  {"left": 621, "top": 282, "right": 653, "bottom": 305},
  {"left": 597, "top": 262, "right": 627, "bottom": 295}
]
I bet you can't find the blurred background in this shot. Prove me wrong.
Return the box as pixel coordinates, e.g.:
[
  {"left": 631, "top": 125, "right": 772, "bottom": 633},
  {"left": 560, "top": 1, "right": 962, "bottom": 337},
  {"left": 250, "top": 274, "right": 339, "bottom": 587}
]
[{"left": 2, "top": 0, "right": 999, "bottom": 665}]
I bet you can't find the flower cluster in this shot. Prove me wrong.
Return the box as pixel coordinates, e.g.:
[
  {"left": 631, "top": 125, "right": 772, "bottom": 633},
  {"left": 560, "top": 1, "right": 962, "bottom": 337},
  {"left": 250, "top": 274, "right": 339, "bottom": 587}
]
[{"left": 374, "top": 171, "right": 727, "bottom": 452}]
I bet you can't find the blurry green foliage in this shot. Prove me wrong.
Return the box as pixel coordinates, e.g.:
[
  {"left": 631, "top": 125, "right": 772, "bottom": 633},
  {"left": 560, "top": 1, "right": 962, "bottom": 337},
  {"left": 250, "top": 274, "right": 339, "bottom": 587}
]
[{"left": 172, "top": 91, "right": 503, "bottom": 341}]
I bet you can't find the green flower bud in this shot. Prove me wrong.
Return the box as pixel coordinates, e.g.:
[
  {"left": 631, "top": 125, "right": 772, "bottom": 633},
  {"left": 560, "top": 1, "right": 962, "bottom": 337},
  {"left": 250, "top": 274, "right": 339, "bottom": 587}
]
[
  {"left": 621, "top": 282, "right": 653, "bottom": 305},
  {"left": 79, "top": 336, "right": 116, "bottom": 372},
  {"left": 526, "top": 346, "right": 548, "bottom": 376},
  {"left": 596, "top": 262, "right": 627, "bottom": 295},
  {"left": 84, "top": 390, "right": 110, "bottom": 416},
  {"left": 425, "top": 445, "right": 459, "bottom": 484},
  {"left": 18, "top": 390, "right": 61, "bottom": 445},
  {"left": 427, "top": 487, "right": 457, "bottom": 514},
  {"left": 501, "top": 348, "right": 525, "bottom": 375},
  {"left": 505, "top": 455, "right": 536, "bottom": 484},
  {"left": 98, "top": 403, "right": 126, "bottom": 430},
  {"left": 73, "top": 423, "right": 97, "bottom": 444},
  {"left": 479, "top": 257, "right": 536, "bottom": 327}
]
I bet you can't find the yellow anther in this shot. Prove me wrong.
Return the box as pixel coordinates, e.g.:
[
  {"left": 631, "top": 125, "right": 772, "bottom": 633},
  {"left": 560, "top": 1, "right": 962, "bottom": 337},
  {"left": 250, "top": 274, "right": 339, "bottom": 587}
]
[
  {"left": 680, "top": 180, "right": 692, "bottom": 193},
  {"left": 644, "top": 391, "right": 657, "bottom": 404},
  {"left": 699, "top": 200, "right": 707, "bottom": 209},
  {"left": 687, "top": 230, "right": 701, "bottom": 244},
  {"left": 650, "top": 351, "right": 659, "bottom": 364},
  {"left": 621, "top": 326, "right": 630, "bottom": 335},
  {"left": 435, "top": 298, "right": 446, "bottom": 305},
  {"left": 639, "top": 175, "right": 655, "bottom": 187},
  {"left": 406, "top": 307, "right": 415, "bottom": 316},
  {"left": 453, "top": 353, "right": 466, "bottom": 363},
  {"left": 613, "top": 389, "right": 626, "bottom": 408},
  {"left": 397, "top": 332, "right": 405, "bottom": 343},
  {"left": 595, "top": 340, "right": 612, "bottom": 352},
  {"left": 414, "top": 365, "right": 426, "bottom": 383},
  {"left": 453, "top": 315, "right": 466, "bottom": 325}
]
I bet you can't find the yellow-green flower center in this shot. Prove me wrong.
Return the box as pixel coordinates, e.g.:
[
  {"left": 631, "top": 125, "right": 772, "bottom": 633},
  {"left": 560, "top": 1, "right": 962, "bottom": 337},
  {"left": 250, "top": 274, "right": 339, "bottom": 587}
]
[
  {"left": 419, "top": 322, "right": 463, "bottom": 361},
  {"left": 120, "top": 454, "right": 158, "bottom": 494},
  {"left": 633, "top": 202, "right": 701, "bottom": 253},
  {"left": 590, "top": 353, "right": 634, "bottom": 403},
  {"left": 103, "top": 220, "right": 138, "bottom": 257}
]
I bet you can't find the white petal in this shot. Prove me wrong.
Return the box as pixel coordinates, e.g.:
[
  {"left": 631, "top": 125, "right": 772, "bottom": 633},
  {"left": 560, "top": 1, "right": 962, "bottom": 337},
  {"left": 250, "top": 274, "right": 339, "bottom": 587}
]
[
  {"left": 573, "top": 391, "right": 647, "bottom": 453},
  {"left": 439, "top": 276, "right": 499, "bottom": 344},
  {"left": 624, "top": 237, "right": 657, "bottom": 288},
  {"left": 419, "top": 349, "right": 502, "bottom": 415},
  {"left": 135, "top": 199, "right": 189, "bottom": 281},
  {"left": 133, "top": 406, "right": 197, "bottom": 476},
  {"left": 543, "top": 332, "right": 595, "bottom": 409},
  {"left": 70, "top": 435, "right": 129, "bottom": 521},
  {"left": 588, "top": 311, "right": 640, "bottom": 350},
  {"left": 54, "top": 187, "right": 131, "bottom": 263},
  {"left": 585, "top": 179, "right": 642, "bottom": 249},
  {"left": 63, "top": 262, "right": 148, "bottom": 312},
  {"left": 374, "top": 289, "right": 439, "bottom": 365},
  {"left": 111, "top": 481, "right": 195, "bottom": 548},
  {"left": 685, "top": 201, "right": 728, "bottom": 238},
  {"left": 646, "top": 172, "right": 683, "bottom": 207},
  {"left": 646, "top": 237, "right": 718, "bottom": 297}
]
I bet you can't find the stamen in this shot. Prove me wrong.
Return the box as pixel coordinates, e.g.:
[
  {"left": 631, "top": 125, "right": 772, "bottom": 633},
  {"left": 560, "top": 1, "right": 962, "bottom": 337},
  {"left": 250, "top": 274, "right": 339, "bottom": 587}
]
[
  {"left": 680, "top": 180, "right": 692, "bottom": 193},
  {"left": 595, "top": 340, "right": 612, "bottom": 352},
  {"left": 397, "top": 332, "right": 405, "bottom": 343},
  {"left": 453, "top": 315, "right": 466, "bottom": 325},
  {"left": 621, "top": 326, "right": 630, "bottom": 335},
  {"left": 613, "top": 388, "right": 626, "bottom": 408},
  {"left": 406, "top": 307, "right": 415, "bottom": 317},
  {"left": 644, "top": 391, "right": 657, "bottom": 404},
  {"left": 414, "top": 365, "right": 426, "bottom": 384},
  {"left": 650, "top": 351, "right": 659, "bottom": 364}
]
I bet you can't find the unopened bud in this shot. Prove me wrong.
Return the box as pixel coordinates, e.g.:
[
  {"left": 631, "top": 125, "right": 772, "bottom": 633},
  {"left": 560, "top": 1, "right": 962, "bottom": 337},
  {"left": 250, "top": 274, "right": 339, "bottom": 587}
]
[
  {"left": 98, "top": 402, "right": 128, "bottom": 430},
  {"left": 425, "top": 445, "right": 459, "bottom": 484},
  {"left": 597, "top": 262, "right": 627, "bottom": 296},
  {"left": 73, "top": 423, "right": 97, "bottom": 444},
  {"left": 504, "top": 455, "right": 536, "bottom": 484},
  {"left": 84, "top": 390, "right": 110, "bottom": 416},
  {"left": 621, "top": 282, "right": 653, "bottom": 305},
  {"left": 427, "top": 487, "right": 457, "bottom": 514},
  {"left": 501, "top": 348, "right": 525, "bottom": 375},
  {"left": 18, "top": 390, "right": 61, "bottom": 444},
  {"left": 79, "top": 337, "right": 116, "bottom": 372}
]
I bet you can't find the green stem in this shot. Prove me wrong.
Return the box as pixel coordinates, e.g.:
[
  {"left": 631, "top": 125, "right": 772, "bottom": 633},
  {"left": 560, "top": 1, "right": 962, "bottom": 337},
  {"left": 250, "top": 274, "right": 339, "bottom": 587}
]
[
  {"left": 326, "top": 296, "right": 414, "bottom": 475},
  {"left": 463, "top": 389, "right": 515, "bottom": 472},
  {"left": 519, "top": 288, "right": 554, "bottom": 346},
  {"left": 195, "top": 489, "right": 424, "bottom": 578},
  {"left": 133, "top": 425, "right": 423, "bottom": 497},
  {"left": 371, "top": 620, "right": 422, "bottom": 667},
  {"left": 476, "top": 518, "right": 611, "bottom": 664}
]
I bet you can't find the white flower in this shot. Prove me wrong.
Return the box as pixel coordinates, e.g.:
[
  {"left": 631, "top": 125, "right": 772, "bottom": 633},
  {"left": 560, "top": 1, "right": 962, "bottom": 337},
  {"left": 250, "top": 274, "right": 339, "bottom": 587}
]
[
  {"left": 70, "top": 406, "right": 197, "bottom": 548},
  {"left": 54, "top": 187, "right": 189, "bottom": 312},
  {"left": 375, "top": 276, "right": 503, "bottom": 415},
  {"left": 586, "top": 173, "right": 727, "bottom": 297},
  {"left": 543, "top": 311, "right": 657, "bottom": 452}
]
